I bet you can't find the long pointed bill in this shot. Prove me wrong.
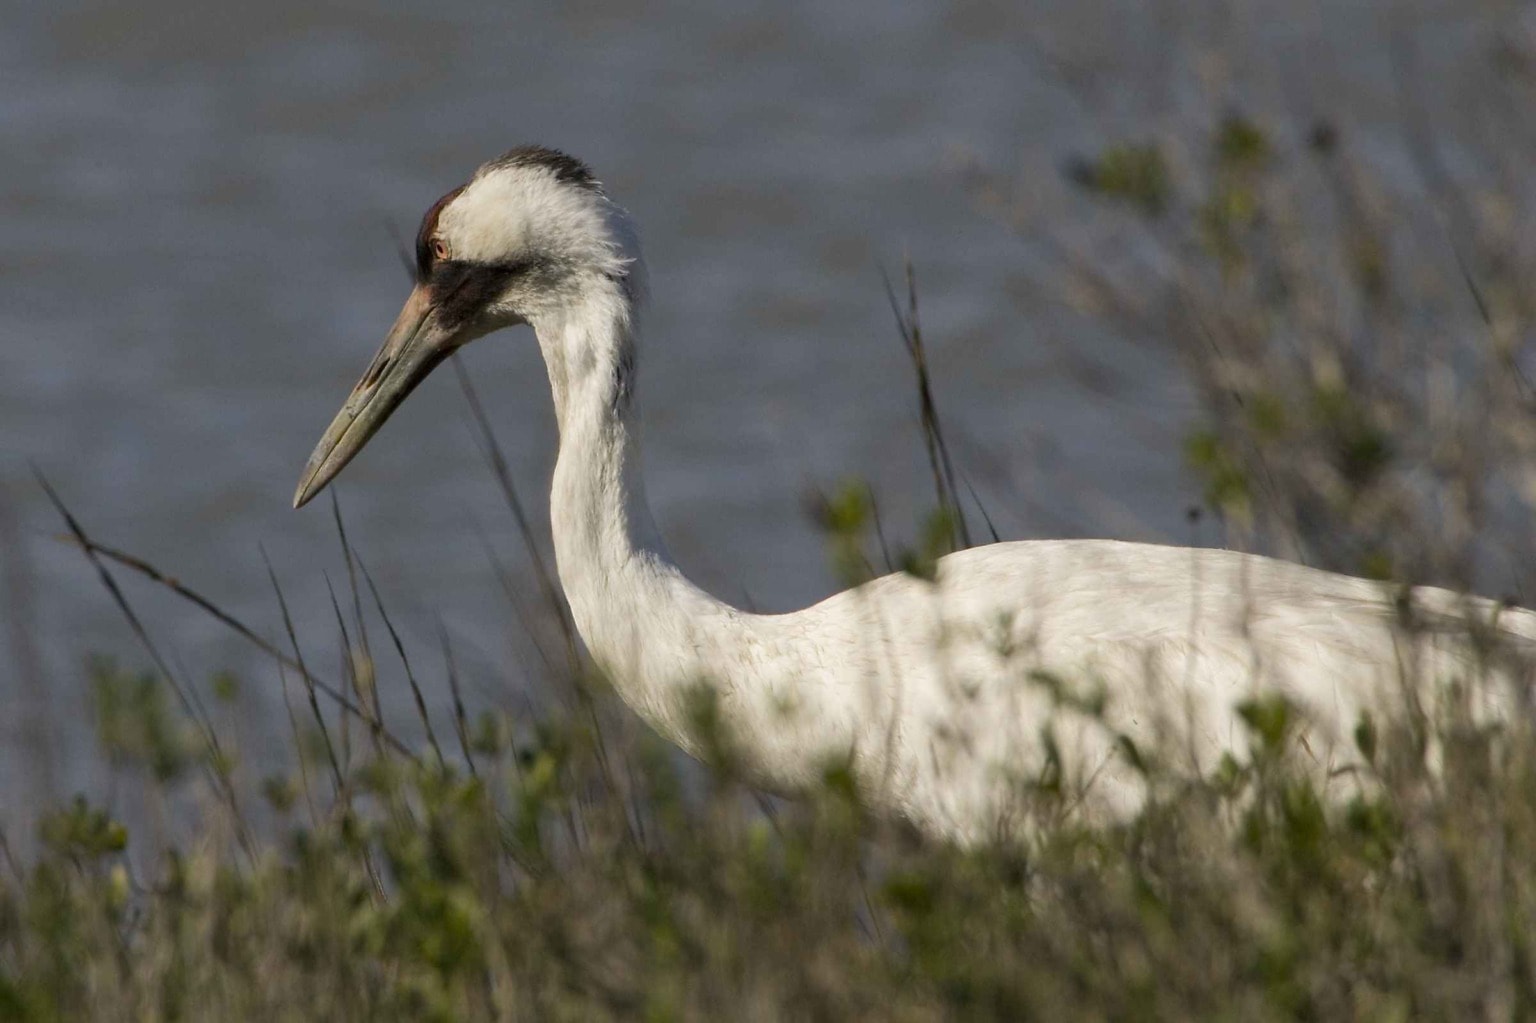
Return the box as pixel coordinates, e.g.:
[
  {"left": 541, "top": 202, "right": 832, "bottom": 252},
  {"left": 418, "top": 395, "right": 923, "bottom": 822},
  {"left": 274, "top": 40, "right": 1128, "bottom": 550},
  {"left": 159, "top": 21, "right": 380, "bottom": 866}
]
[{"left": 293, "top": 284, "right": 456, "bottom": 508}]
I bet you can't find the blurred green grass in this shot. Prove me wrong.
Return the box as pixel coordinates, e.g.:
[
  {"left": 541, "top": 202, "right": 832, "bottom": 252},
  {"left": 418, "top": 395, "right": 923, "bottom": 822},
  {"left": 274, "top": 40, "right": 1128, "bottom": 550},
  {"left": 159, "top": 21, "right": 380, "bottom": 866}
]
[{"left": 4, "top": 654, "right": 1535, "bottom": 1020}]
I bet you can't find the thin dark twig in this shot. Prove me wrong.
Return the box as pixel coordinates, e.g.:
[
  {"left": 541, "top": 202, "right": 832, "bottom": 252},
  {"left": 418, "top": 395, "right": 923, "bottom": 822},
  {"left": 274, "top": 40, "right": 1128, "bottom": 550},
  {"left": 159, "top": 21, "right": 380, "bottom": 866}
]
[
  {"left": 866, "top": 483, "right": 895, "bottom": 574},
  {"left": 438, "top": 619, "right": 479, "bottom": 779},
  {"left": 323, "top": 574, "right": 358, "bottom": 770},
  {"left": 322, "top": 575, "right": 390, "bottom": 901},
  {"left": 1451, "top": 246, "right": 1536, "bottom": 402},
  {"left": 453, "top": 357, "right": 580, "bottom": 671},
  {"left": 879, "top": 266, "right": 949, "bottom": 524},
  {"left": 36, "top": 469, "right": 254, "bottom": 859},
  {"left": 356, "top": 556, "right": 445, "bottom": 766},
  {"left": 879, "top": 259, "right": 973, "bottom": 549},
  {"left": 1455, "top": 246, "right": 1493, "bottom": 327},
  {"left": 278, "top": 658, "right": 320, "bottom": 828},
  {"left": 330, "top": 493, "right": 381, "bottom": 707},
  {"left": 1388, "top": 31, "right": 1535, "bottom": 406},
  {"left": 474, "top": 521, "right": 559, "bottom": 680},
  {"left": 261, "top": 545, "right": 344, "bottom": 795},
  {"left": 383, "top": 218, "right": 417, "bottom": 282},
  {"left": 330, "top": 495, "right": 389, "bottom": 759},
  {"left": 905, "top": 258, "right": 972, "bottom": 549},
  {"left": 856, "top": 861, "right": 889, "bottom": 949},
  {"left": 170, "top": 642, "right": 218, "bottom": 765},
  {"left": 750, "top": 791, "right": 783, "bottom": 838},
  {"left": 37, "top": 473, "right": 213, "bottom": 743},
  {"left": 961, "top": 474, "right": 1002, "bottom": 544},
  {"left": 55, "top": 533, "right": 410, "bottom": 757}
]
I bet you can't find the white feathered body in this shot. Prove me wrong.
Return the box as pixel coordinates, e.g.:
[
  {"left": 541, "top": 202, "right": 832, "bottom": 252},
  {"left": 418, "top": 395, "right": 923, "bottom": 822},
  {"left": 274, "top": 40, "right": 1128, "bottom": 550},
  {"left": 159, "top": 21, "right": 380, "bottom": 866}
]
[
  {"left": 567, "top": 522, "right": 1536, "bottom": 842},
  {"left": 307, "top": 149, "right": 1536, "bottom": 845}
]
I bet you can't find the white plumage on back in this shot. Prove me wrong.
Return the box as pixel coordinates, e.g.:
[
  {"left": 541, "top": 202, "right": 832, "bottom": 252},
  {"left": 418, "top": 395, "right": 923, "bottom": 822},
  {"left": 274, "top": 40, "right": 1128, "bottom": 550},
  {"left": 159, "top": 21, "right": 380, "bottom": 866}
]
[{"left": 295, "top": 148, "right": 1536, "bottom": 844}]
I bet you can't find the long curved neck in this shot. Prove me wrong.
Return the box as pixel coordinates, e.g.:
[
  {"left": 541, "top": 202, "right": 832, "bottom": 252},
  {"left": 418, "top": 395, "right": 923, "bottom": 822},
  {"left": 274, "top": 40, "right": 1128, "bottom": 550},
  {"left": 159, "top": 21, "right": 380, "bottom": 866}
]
[{"left": 531, "top": 280, "right": 746, "bottom": 751}]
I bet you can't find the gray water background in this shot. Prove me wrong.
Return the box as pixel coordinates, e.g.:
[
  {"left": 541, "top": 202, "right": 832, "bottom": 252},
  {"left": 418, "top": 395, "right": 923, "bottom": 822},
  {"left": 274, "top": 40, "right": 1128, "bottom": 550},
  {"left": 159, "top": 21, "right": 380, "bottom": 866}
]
[{"left": 1, "top": 0, "right": 1526, "bottom": 817}]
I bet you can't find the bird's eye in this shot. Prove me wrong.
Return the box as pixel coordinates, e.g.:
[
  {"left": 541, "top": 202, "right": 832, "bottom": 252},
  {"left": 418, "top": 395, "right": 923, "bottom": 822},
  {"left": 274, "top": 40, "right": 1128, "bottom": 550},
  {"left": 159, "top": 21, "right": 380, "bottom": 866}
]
[{"left": 432, "top": 238, "right": 450, "bottom": 261}]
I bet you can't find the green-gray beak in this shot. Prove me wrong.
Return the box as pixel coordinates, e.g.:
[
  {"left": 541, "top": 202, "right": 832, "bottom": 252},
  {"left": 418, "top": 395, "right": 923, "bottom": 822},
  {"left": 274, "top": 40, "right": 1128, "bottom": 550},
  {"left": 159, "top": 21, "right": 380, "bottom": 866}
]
[{"left": 293, "top": 284, "right": 454, "bottom": 509}]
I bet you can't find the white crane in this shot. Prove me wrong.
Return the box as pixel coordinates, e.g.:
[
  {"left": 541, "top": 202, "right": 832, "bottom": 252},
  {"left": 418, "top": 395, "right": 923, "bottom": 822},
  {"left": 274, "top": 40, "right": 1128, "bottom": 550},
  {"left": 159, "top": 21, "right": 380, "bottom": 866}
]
[{"left": 294, "top": 146, "right": 1535, "bottom": 844}]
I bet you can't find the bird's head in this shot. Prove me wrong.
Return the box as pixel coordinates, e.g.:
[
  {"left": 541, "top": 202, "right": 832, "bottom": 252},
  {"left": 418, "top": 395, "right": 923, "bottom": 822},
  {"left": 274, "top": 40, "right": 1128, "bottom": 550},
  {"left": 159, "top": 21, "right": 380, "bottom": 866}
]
[{"left": 293, "top": 146, "right": 637, "bottom": 509}]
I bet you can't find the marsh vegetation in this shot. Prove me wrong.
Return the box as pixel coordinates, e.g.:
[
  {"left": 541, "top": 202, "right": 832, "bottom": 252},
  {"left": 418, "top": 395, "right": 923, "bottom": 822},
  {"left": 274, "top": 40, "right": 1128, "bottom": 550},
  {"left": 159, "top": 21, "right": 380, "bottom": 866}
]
[{"left": 7, "top": 106, "right": 1536, "bottom": 1020}]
